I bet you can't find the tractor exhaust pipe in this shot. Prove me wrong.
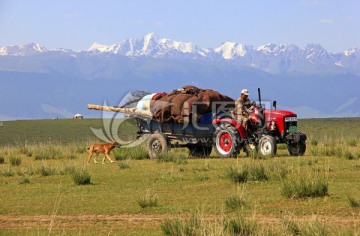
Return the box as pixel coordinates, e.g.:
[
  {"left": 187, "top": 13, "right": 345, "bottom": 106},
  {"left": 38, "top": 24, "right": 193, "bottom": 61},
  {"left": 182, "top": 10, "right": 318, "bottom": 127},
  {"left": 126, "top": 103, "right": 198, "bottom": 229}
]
[{"left": 258, "top": 88, "right": 262, "bottom": 108}]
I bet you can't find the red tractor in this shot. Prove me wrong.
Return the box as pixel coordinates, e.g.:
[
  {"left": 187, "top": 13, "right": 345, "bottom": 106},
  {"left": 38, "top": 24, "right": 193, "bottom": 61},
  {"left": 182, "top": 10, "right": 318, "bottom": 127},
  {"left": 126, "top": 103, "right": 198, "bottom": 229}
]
[
  {"left": 212, "top": 88, "right": 307, "bottom": 157},
  {"left": 88, "top": 88, "right": 307, "bottom": 159}
]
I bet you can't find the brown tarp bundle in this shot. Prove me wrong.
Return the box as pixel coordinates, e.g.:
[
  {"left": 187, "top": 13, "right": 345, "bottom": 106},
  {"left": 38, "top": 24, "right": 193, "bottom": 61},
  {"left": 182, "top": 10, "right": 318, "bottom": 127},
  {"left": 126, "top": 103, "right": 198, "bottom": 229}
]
[{"left": 150, "top": 85, "right": 234, "bottom": 123}]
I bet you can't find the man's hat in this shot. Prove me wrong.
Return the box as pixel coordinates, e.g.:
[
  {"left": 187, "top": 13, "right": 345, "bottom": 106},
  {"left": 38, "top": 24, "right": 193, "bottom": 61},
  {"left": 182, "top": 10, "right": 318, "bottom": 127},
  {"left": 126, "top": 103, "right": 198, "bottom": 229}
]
[{"left": 241, "top": 89, "right": 249, "bottom": 95}]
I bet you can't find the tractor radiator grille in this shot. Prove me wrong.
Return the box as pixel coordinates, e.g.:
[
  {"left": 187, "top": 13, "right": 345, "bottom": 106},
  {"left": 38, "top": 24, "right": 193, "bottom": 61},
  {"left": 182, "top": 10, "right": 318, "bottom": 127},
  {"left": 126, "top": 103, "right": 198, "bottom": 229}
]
[{"left": 284, "top": 119, "right": 297, "bottom": 134}]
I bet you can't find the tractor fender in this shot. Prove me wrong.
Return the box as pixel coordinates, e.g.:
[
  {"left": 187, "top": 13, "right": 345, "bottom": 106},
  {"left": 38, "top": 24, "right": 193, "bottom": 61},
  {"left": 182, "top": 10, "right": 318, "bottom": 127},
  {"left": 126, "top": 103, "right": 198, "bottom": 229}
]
[{"left": 212, "top": 118, "right": 246, "bottom": 139}]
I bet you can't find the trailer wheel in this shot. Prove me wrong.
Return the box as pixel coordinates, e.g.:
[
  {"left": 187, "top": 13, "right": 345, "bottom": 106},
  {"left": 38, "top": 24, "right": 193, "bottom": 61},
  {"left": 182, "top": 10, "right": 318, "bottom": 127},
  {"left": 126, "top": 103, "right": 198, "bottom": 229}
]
[
  {"left": 213, "top": 123, "right": 242, "bottom": 158},
  {"left": 188, "top": 145, "right": 212, "bottom": 158},
  {"left": 288, "top": 140, "right": 306, "bottom": 156},
  {"left": 147, "top": 133, "right": 170, "bottom": 159},
  {"left": 258, "top": 135, "right": 277, "bottom": 157}
]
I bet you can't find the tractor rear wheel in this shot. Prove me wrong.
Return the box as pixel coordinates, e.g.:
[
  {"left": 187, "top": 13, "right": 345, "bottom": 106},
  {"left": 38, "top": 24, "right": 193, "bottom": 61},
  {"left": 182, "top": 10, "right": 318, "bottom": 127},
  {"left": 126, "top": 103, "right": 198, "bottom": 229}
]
[
  {"left": 213, "top": 123, "right": 242, "bottom": 158},
  {"left": 258, "top": 135, "right": 277, "bottom": 157},
  {"left": 147, "top": 133, "right": 170, "bottom": 159},
  {"left": 288, "top": 140, "right": 306, "bottom": 156},
  {"left": 188, "top": 145, "right": 212, "bottom": 158}
]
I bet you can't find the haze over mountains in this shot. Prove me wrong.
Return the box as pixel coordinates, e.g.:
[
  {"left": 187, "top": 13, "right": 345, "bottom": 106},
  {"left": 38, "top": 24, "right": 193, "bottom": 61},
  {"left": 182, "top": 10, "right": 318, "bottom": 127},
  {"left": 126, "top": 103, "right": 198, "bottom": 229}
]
[{"left": 0, "top": 33, "right": 359, "bottom": 120}]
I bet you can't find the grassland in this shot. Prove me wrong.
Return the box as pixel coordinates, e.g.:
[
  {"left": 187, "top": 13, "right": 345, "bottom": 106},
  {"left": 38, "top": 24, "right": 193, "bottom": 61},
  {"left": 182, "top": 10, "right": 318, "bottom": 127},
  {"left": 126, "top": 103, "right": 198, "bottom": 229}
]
[
  {"left": 0, "top": 119, "right": 138, "bottom": 146},
  {"left": 0, "top": 118, "right": 359, "bottom": 235}
]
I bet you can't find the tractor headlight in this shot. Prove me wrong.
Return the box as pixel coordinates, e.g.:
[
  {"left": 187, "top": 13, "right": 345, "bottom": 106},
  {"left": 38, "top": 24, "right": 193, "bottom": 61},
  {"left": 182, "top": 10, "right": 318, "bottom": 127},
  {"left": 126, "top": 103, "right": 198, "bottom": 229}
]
[{"left": 285, "top": 117, "right": 297, "bottom": 122}]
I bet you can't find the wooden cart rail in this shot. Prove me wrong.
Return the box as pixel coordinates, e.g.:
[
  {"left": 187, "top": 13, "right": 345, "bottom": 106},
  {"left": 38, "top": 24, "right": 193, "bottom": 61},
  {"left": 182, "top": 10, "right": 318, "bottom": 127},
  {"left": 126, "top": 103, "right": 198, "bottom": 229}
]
[{"left": 87, "top": 104, "right": 152, "bottom": 118}]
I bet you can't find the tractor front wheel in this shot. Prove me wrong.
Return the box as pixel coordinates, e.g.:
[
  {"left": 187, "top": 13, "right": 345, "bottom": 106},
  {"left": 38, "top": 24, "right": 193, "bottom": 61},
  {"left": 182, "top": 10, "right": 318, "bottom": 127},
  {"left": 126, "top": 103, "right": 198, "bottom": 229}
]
[
  {"left": 258, "top": 135, "right": 277, "bottom": 157},
  {"left": 288, "top": 140, "right": 306, "bottom": 156}
]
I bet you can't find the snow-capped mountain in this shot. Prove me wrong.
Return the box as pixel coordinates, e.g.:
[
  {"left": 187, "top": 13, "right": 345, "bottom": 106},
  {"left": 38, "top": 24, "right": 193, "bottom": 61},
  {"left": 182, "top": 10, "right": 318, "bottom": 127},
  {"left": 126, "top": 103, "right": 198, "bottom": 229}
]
[
  {"left": 1, "top": 33, "right": 359, "bottom": 75},
  {"left": 0, "top": 33, "right": 359, "bottom": 120},
  {"left": 0, "top": 43, "right": 47, "bottom": 56},
  {"left": 88, "top": 33, "right": 208, "bottom": 59}
]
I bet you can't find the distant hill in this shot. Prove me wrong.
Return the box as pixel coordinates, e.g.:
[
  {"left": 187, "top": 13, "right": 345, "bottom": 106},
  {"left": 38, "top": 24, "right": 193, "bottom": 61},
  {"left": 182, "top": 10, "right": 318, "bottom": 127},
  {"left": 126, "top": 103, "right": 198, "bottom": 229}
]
[{"left": 0, "top": 33, "right": 359, "bottom": 119}]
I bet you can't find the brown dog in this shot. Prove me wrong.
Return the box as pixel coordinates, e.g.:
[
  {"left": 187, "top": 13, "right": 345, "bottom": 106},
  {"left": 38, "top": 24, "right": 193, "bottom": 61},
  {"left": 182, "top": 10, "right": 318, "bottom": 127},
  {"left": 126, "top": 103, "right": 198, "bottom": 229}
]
[{"left": 87, "top": 141, "right": 120, "bottom": 164}]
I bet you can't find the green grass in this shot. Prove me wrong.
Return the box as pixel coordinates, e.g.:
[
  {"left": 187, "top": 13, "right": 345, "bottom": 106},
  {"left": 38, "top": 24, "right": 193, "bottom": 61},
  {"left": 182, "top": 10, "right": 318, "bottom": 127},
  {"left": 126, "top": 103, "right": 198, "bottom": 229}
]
[
  {"left": 0, "top": 118, "right": 359, "bottom": 235},
  {"left": 0, "top": 118, "right": 138, "bottom": 146}
]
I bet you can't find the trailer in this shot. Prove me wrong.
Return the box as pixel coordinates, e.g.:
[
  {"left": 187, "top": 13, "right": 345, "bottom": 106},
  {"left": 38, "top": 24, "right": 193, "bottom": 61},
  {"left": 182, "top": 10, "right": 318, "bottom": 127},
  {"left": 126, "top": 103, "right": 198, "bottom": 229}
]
[{"left": 87, "top": 104, "right": 217, "bottom": 158}]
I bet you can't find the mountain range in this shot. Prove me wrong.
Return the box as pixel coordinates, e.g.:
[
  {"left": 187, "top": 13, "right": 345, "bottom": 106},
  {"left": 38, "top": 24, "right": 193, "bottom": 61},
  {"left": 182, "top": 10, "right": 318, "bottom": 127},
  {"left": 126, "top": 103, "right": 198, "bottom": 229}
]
[{"left": 0, "top": 33, "right": 359, "bottom": 120}]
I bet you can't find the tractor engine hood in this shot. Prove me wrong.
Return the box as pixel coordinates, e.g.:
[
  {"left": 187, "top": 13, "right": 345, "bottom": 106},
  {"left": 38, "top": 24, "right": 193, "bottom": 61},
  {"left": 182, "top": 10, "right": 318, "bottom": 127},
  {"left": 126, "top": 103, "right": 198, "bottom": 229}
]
[{"left": 264, "top": 110, "right": 297, "bottom": 119}]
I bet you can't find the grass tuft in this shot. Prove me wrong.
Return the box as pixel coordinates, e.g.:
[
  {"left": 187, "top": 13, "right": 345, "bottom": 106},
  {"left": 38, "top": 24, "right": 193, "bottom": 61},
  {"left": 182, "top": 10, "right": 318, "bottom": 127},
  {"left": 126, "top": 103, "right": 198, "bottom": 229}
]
[
  {"left": 59, "top": 165, "right": 77, "bottom": 175},
  {"left": 282, "top": 218, "right": 328, "bottom": 236},
  {"left": 2, "top": 168, "right": 15, "bottom": 177},
  {"left": 161, "top": 213, "right": 258, "bottom": 236},
  {"left": 161, "top": 218, "right": 184, "bottom": 236},
  {"left": 248, "top": 163, "right": 268, "bottom": 181},
  {"left": 310, "top": 140, "right": 318, "bottom": 146},
  {"left": 346, "top": 195, "right": 360, "bottom": 208},
  {"left": 226, "top": 165, "right": 249, "bottom": 183},
  {"left": 343, "top": 151, "right": 356, "bottom": 160},
  {"left": 225, "top": 194, "right": 247, "bottom": 211},
  {"left": 225, "top": 216, "right": 258, "bottom": 236},
  {"left": 281, "top": 176, "right": 329, "bottom": 198},
  {"left": 156, "top": 152, "right": 171, "bottom": 163},
  {"left": 38, "top": 165, "right": 57, "bottom": 176},
  {"left": 10, "top": 157, "right": 22, "bottom": 166},
  {"left": 19, "top": 175, "right": 31, "bottom": 184},
  {"left": 282, "top": 218, "right": 301, "bottom": 235},
  {"left": 72, "top": 168, "right": 91, "bottom": 185},
  {"left": 34, "top": 146, "right": 63, "bottom": 160},
  {"left": 118, "top": 161, "right": 131, "bottom": 169},
  {"left": 137, "top": 190, "right": 158, "bottom": 208},
  {"left": 17, "top": 145, "right": 33, "bottom": 157},
  {"left": 226, "top": 163, "right": 269, "bottom": 183},
  {"left": 347, "top": 139, "right": 357, "bottom": 147},
  {"left": 301, "top": 220, "right": 328, "bottom": 236},
  {"left": 0, "top": 156, "right": 5, "bottom": 164}
]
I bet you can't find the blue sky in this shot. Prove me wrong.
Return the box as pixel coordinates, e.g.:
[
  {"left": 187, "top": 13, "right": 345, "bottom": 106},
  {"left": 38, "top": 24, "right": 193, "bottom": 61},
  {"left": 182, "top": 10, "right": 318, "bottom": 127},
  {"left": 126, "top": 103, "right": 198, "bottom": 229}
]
[{"left": 0, "top": 0, "right": 359, "bottom": 52}]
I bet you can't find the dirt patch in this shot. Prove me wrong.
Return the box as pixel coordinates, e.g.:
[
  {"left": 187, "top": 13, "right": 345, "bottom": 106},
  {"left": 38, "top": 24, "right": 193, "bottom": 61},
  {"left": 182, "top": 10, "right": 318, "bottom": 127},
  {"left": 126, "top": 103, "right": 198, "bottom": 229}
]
[
  {"left": 0, "top": 214, "right": 165, "bottom": 229},
  {"left": 1, "top": 213, "right": 359, "bottom": 231}
]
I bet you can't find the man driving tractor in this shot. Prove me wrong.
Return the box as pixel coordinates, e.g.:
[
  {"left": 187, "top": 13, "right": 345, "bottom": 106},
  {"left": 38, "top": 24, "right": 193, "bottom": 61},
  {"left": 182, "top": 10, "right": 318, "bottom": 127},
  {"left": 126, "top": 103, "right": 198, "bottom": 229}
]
[{"left": 234, "top": 89, "right": 255, "bottom": 130}]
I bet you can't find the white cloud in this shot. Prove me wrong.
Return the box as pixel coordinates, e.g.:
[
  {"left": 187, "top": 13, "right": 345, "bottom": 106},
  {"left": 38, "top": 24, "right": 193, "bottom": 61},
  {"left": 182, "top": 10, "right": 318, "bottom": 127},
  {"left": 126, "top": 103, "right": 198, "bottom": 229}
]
[{"left": 320, "top": 18, "right": 334, "bottom": 24}]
